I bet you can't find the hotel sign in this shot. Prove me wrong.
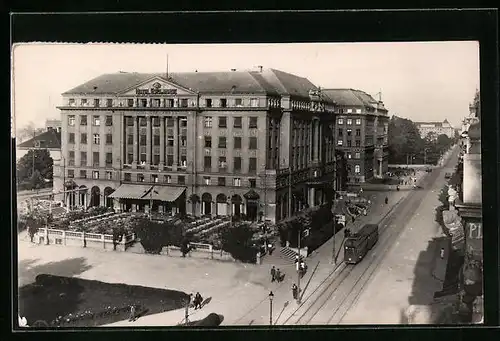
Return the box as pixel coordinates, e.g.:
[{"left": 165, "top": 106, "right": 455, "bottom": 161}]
[
  {"left": 466, "top": 221, "right": 482, "bottom": 257},
  {"left": 136, "top": 82, "right": 178, "bottom": 96}
]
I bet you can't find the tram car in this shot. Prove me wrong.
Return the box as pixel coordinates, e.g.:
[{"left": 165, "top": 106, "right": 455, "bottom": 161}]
[{"left": 344, "top": 224, "right": 379, "bottom": 264}]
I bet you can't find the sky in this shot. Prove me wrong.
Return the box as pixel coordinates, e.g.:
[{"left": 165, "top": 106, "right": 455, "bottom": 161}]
[{"left": 12, "top": 42, "right": 479, "bottom": 133}]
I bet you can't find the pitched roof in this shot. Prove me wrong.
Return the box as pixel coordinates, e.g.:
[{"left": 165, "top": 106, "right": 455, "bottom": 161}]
[
  {"left": 63, "top": 69, "right": 320, "bottom": 100},
  {"left": 321, "top": 88, "right": 378, "bottom": 108},
  {"left": 17, "top": 129, "right": 61, "bottom": 149},
  {"left": 415, "top": 120, "right": 453, "bottom": 128}
]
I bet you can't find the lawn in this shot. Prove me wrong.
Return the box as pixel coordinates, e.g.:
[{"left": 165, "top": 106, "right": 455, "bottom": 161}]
[{"left": 18, "top": 274, "right": 189, "bottom": 327}]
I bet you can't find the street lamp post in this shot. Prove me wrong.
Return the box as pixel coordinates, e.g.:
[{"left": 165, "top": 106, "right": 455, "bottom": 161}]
[{"left": 268, "top": 291, "right": 274, "bottom": 325}]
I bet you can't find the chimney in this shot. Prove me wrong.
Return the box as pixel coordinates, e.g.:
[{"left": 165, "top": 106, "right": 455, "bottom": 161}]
[
  {"left": 257, "top": 65, "right": 263, "bottom": 72},
  {"left": 231, "top": 68, "right": 236, "bottom": 72}
]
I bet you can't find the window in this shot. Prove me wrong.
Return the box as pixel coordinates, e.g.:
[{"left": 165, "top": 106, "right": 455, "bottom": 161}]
[
  {"left": 356, "top": 118, "right": 362, "bottom": 125},
  {"left": 356, "top": 109, "right": 362, "bottom": 114},
  {"left": 164, "top": 175, "right": 172, "bottom": 183},
  {"left": 105, "top": 152, "right": 112, "bottom": 166},
  {"left": 250, "top": 98, "right": 259, "bottom": 107},
  {"left": 68, "top": 151, "right": 75, "bottom": 165},
  {"left": 249, "top": 157, "right": 257, "bottom": 172},
  {"left": 218, "top": 117, "right": 227, "bottom": 128},
  {"left": 354, "top": 165, "right": 360, "bottom": 174},
  {"left": 234, "top": 137, "right": 242, "bottom": 149},
  {"left": 153, "top": 117, "right": 160, "bottom": 127},
  {"left": 81, "top": 99, "right": 88, "bottom": 106},
  {"left": 204, "top": 117, "right": 212, "bottom": 128},
  {"left": 106, "top": 134, "right": 113, "bottom": 144},
  {"left": 106, "top": 99, "right": 113, "bottom": 107},
  {"left": 93, "top": 152, "right": 100, "bottom": 167},
  {"left": 218, "top": 177, "right": 226, "bottom": 186},
  {"left": 153, "top": 135, "right": 160, "bottom": 146},
  {"left": 93, "top": 99, "right": 100, "bottom": 107},
  {"left": 355, "top": 152, "right": 361, "bottom": 159},
  {"left": 140, "top": 99, "right": 147, "bottom": 107},
  {"left": 81, "top": 133, "right": 87, "bottom": 144},
  {"left": 68, "top": 98, "right": 76, "bottom": 107},
  {"left": 137, "top": 174, "right": 145, "bottom": 182},
  {"left": 127, "top": 99, "right": 134, "bottom": 107},
  {"left": 140, "top": 153, "right": 146, "bottom": 164},
  {"left": 68, "top": 170, "right": 74, "bottom": 178},
  {"left": 152, "top": 174, "right": 158, "bottom": 183},
  {"left": 179, "top": 99, "right": 188, "bottom": 107},
  {"left": 219, "top": 156, "right": 227, "bottom": 169},
  {"left": 205, "top": 99, "right": 212, "bottom": 107},
  {"left": 180, "top": 119, "right": 187, "bottom": 128},
  {"left": 167, "top": 137, "right": 174, "bottom": 146},
  {"left": 126, "top": 153, "right": 133, "bottom": 164},
  {"left": 220, "top": 98, "right": 227, "bottom": 108},
  {"left": 233, "top": 178, "right": 241, "bottom": 186},
  {"left": 124, "top": 173, "right": 131, "bottom": 182},
  {"left": 249, "top": 179, "right": 256, "bottom": 188},
  {"left": 355, "top": 140, "right": 361, "bottom": 147},
  {"left": 93, "top": 134, "right": 100, "bottom": 144},
  {"left": 93, "top": 116, "right": 101, "bottom": 126},
  {"left": 234, "top": 117, "right": 242, "bottom": 128},
  {"left": 165, "top": 99, "right": 174, "bottom": 108},
  {"left": 204, "top": 156, "right": 211, "bottom": 170},
  {"left": 151, "top": 99, "right": 161, "bottom": 108},
  {"left": 234, "top": 157, "right": 242, "bottom": 171},
  {"left": 127, "top": 135, "right": 133, "bottom": 145},
  {"left": 235, "top": 98, "right": 243, "bottom": 107},
  {"left": 178, "top": 176, "right": 186, "bottom": 185},
  {"left": 106, "top": 171, "right": 113, "bottom": 180},
  {"left": 347, "top": 153, "right": 352, "bottom": 159},
  {"left": 356, "top": 129, "right": 361, "bottom": 136},
  {"left": 204, "top": 136, "right": 212, "bottom": 148},
  {"left": 140, "top": 135, "right": 146, "bottom": 145},
  {"left": 249, "top": 117, "right": 258, "bottom": 129},
  {"left": 153, "top": 154, "right": 160, "bottom": 165},
  {"left": 347, "top": 129, "right": 352, "bottom": 137},
  {"left": 218, "top": 137, "right": 226, "bottom": 149},
  {"left": 338, "top": 118, "right": 344, "bottom": 125},
  {"left": 68, "top": 115, "right": 75, "bottom": 126},
  {"left": 347, "top": 140, "right": 352, "bottom": 147},
  {"left": 92, "top": 171, "right": 99, "bottom": 179},
  {"left": 249, "top": 137, "right": 258, "bottom": 149},
  {"left": 80, "top": 115, "right": 87, "bottom": 126},
  {"left": 203, "top": 176, "right": 211, "bottom": 185},
  {"left": 347, "top": 119, "right": 352, "bottom": 125},
  {"left": 105, "top": 115, "right": 113, "bottom": 126},
  {"left": 80, "top": 152, "right": 87, "bottom": 166},
  {"left": 68, "top": 133, "right": 75, "bottom": 144},
  {"left": 167, "top": 155, "right": 174, "bottom": 167},
  {"left": 80, "top": 170, "right": 87, "bottom": 179},
  {"left": 140, "top": 117, "right": 147, "bottom": 126},
  {"left": 347, "top": 109, "right": 353, "bottom": 113},
  {"left": 338, "top": 129, "right": 343, "bottom": 136},
  {"left": 126, "top": 117, "right": 134, "bottom": 126},
  {"left": 337, "top": 140, "right": 343, "bottom": 146}
]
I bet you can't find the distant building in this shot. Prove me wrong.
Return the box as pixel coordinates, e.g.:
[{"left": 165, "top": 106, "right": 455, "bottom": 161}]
[
  {"left": 45, "top": 119, "right": 62, "bottom": 133},
  {"left": 415, "top": 119, "right": 455, "bottom": 140},
  {"left": 16, "top": 125, "right": 62, "bottom": 161},
  {"left": 321, "top": 88, "right": 389, "bottom": 184}
]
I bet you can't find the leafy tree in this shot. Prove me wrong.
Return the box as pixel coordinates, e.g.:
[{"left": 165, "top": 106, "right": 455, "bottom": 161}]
[
  {"left": 16, "top": 149, "right": 53, "bottom": 189},
  {"left": 132, "top": 218, "right": 185, "bottom": 254},
  {"left": 220, "top": 225, "right": 258, "bottom": 263},
  {"left": 388, "top": 115, "right": 424, "bottom": 164}
]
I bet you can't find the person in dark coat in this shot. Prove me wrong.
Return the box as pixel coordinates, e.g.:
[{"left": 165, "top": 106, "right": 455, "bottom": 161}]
[
  {"left": 396, "top": 185, "right": 400, "bottom": 191},
  {"left": 385, "top": 197, "right": 388, "bottom": 205},
  {"left": 276, "top": 268, "right": 282, "bottom": 283},
  {"left": 292, "top": 284, "right": 298, "bottom": 300},
  {"left": 271, "top": 266, "right": 277, "bottom": 282},
  {"left": 194, "top": 292, "right": 203, "bottom": 310}
]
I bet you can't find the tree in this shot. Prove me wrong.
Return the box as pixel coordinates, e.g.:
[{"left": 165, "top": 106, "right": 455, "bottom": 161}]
[
  {"left": 388, "top": 115, "right": 424, "bottom": 164},
  {"left": 16, "top": 149, "right": 53, "bottom": 189},
  {"left": 132, "top": 218, "right": 185, "bottom": 254},
  {"left": 220, "top": 224, "right": 258, "bottom": 263}
]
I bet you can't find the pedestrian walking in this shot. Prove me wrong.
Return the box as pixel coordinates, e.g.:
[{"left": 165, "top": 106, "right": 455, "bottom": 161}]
[
  {"left": 440, "top": 248, "right": 445, "bottom": 259},
  {"left": 271, "top": 266, "right": 276, "bottom": 282},
  {"left": 268, "top": 242, "right": 274, "bottom": 255},
  {"left": 396, "top": 185, "right": 400, "bottom": 191},
  {"left": 194, "top": 292, "right": 203, "bottom": 310},
  {"left": 385, "top": 197, "right": 388, "bottom": 205},
  {"left": 292, "top": 284, "right": 298, "bottom": 300},
  {"left": 276, "top": 268, "right": 282, "bottom": 283},
  {"left": 128, "top": 304, "right": 137, "bottom": 322}
]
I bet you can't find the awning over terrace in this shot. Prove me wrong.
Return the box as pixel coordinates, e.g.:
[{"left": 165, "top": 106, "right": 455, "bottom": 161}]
[
  {"left": 107, "top": 184, "right": 153, "bottom": 199},
  {"left": 146, "top": 186, "right": 186, "bottom": 202}
]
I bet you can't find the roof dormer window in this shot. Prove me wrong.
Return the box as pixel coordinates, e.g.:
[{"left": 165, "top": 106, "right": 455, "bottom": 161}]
[
  {"left": 220, "top": 98, "right": 227, "bottom": 108},
  {"left": 68, "top": 99, "right": 76, "bottom": 107},
  {"left": 81, "top": 99, "right": 88, "bottom": 106},
  {"left": 235, "top": 98, "right": 243, "bottom": 107}
]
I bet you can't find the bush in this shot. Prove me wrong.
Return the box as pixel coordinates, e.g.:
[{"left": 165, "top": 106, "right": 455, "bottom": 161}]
[
  {"left": 220, "top": 225, "right": 258, "bottom": 263},
  {"left": 133, "top": 218, "right": 185, "bottom": 254}
]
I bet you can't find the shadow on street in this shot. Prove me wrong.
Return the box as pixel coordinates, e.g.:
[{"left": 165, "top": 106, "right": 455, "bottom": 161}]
[{"left": 18, "top": 257, "right": 93, "bottom": 287}]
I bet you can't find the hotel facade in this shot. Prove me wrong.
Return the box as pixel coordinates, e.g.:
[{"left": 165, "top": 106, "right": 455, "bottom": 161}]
[{"left": 54, "top": 69, "right": 338, "bottom": 223}]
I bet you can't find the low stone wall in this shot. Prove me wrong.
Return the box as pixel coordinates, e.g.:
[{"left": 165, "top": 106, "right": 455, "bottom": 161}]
[
  {"left": 159, "top": 244, "right": 236, "bottom": 262},
  {"left": 35, "top": 228, "right": 135, "bottom": 252}
]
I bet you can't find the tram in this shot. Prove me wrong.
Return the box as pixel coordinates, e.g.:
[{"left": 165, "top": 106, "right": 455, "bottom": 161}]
[{"left": 344, "top": 224, "right": 379, "bottom": 264}]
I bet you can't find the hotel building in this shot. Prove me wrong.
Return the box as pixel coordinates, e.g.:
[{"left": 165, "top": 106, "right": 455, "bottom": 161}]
[
  {"left": 54, "top": 68, "right": 337, "bottom": 223},
  {"left": 415, "top": 119, "right": 455, "bottom": 140},
  {"left": 321, "top": 89, "right": 389, "bottom": 184}
]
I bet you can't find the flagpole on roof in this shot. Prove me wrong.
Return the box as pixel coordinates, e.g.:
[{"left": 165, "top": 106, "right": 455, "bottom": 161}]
[{"left": 166, "top": 54, "right": 169, "bottom": 79}]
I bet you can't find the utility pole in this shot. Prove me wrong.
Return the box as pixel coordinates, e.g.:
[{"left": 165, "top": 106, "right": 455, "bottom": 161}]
[{"left": 31, "top": 129, "right": 36, "bottom": 178}]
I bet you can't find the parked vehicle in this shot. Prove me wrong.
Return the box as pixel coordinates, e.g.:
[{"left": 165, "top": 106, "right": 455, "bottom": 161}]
[
  {"left": 445, "top": 173, "right": 452, "bottom": 179},
  {"left": 344, "top": 224, "right": 379, "bottom": 264}
]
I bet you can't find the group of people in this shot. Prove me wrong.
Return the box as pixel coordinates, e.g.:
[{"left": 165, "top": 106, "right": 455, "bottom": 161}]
[
  {"left": 190, "top": 292, "right": 204, "bottom": 310},
  {"left": 270, "top": 266, "right": 283, "bottom": 283}
]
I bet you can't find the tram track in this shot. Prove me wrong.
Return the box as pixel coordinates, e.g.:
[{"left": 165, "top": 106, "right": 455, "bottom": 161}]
[{"left": 281, "top": 166, "right": 443, "bottom": 325}]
